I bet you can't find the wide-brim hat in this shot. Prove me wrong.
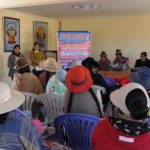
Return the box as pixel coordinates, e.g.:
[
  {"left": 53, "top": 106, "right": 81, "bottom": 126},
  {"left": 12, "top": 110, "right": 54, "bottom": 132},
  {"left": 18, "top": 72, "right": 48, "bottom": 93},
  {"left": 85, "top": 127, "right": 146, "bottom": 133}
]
[
  {"left": 39, "top": 57, "right": 62, "bottom": 72},
  {"left": 0, "top": 82, "right": 25, "bottom": 114},
  {"left": 15, "top": 57, "right": 29, "bottom": 70},
  {"left": 115, "top": 49, "right": 122, "bottom": 55},
  {"left": 110, "top": 83, "right": 150, "bottom": 115},
  {"left": 66, "top": 66, "right": 93, "bottom": 93},
  {"left": 100, "top": 51, "right": 107, "bottom": 57}
]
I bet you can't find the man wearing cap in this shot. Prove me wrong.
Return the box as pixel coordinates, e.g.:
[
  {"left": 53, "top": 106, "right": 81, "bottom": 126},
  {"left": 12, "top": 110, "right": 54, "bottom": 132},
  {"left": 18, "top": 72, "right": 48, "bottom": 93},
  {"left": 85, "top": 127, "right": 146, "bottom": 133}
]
[{"left": 91, "top": 83, "right": 150, "bottom": 150}]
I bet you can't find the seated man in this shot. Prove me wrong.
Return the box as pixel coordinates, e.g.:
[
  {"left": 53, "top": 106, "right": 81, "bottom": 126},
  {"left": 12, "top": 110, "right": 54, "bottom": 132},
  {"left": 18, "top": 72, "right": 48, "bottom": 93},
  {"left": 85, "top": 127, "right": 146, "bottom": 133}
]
[
  {"left": 113, "top": 49, "right": 129, "bottom": 70},
  {"left": 135, "top": 52, "right": 150, "bottom": 68},
  {"left": 92, "top": 83, "right": 150, "bottom": 150},
  {"left": 0, "top": 82, "right": 50, "bottom": 149}
]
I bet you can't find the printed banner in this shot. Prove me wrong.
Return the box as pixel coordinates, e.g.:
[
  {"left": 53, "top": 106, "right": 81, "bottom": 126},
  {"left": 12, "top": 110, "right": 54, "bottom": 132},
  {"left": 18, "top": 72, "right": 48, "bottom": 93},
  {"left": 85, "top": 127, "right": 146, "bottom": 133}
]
[{"left": 57, "top": 31, "right": 91, "bottom": 69}]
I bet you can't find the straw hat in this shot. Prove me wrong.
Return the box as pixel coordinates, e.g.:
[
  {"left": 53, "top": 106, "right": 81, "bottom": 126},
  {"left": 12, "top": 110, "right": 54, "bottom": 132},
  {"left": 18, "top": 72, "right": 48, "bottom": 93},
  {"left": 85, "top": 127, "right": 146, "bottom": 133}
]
[
  {"left": 0, "top": 82, "right": 25, "bottom": 114},
  {"left": 66, "top": 66, "right": 93, "bottom": 93},
  {"left": 39, "top": 57, "right": 62, "bottom": 72},
  {"left": 15, "top": 57, "right": 29, "bottom": 70}
]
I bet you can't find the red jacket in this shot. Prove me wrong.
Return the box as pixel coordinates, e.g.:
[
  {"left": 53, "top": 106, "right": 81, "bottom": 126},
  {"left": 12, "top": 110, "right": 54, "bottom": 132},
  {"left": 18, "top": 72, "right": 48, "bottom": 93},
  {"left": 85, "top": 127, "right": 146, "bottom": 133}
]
[{"left": 91, "top": 117, "right": 150, "bottom": 150}]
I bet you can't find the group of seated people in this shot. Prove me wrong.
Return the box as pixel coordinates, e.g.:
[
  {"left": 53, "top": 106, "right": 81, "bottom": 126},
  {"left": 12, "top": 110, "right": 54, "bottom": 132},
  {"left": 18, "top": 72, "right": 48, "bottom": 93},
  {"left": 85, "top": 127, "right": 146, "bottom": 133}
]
[
  {"left": 1, "top": 43, "right": 150, "bottom": 149},
  {"left": 98, "top": 49, "right": 150, "bottom": 71}
]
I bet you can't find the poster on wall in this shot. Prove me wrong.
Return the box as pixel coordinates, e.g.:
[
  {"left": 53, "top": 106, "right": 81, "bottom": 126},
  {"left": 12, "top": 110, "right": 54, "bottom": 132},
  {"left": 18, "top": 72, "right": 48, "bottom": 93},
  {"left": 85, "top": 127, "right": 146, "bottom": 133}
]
[
  {"left": 4, "top": 17, "right": 20, "bottom": 52},
  {"left": 57, "top": 31, "right": 91, "bottom": 69},
  {"left": 33, "top": 21, "right": 48, "bottom": 50}
]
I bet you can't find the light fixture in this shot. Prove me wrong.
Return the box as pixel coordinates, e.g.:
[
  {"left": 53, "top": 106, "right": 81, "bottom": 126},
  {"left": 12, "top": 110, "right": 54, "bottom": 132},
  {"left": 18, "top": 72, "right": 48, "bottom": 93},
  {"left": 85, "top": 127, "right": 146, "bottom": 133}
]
[{"left": 72, "top": 4, "right": 101, "bottom": 9}]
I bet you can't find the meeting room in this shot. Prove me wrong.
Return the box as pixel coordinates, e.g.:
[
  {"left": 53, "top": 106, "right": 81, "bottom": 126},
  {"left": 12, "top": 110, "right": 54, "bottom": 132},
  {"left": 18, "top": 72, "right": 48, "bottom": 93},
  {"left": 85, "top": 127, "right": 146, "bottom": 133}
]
[{"left": 0, "top": 0, "right": 150, "bottom": 149}]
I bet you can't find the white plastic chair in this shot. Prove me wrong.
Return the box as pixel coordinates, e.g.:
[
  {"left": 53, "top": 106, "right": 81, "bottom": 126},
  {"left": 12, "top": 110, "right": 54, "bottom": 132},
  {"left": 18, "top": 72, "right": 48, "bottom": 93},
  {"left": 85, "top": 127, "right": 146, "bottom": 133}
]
[
  {"left": 37, "top": 93, "right": 64, "bottom": 121},
  {"left": 21, "top": 92, "right": 38, "bottom": 111}
]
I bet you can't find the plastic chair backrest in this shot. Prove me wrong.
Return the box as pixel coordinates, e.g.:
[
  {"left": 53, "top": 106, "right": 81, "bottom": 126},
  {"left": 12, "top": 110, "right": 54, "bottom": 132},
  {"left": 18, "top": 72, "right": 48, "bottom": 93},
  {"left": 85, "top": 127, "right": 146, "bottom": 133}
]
[
  {"left": 11, "top": 109, "right": 30, "bottom": 119},
  {"left": 54, "top": 113, "right": 100, "bottom": 150},
  {"left": 21, "top": 92, "right": 37, "bottom": 111},
  {"left": 38, "top": 93, "right": 64, "bottom": 121},
  {"left": 104, "top": 77, "right": 119, "bottom": 86}
]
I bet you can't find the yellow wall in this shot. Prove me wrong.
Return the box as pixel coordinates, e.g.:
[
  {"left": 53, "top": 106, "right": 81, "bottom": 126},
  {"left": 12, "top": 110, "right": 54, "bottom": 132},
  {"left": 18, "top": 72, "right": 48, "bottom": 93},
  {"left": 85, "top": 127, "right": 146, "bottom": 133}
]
[
  {"left": 1, "top": 10, "right": 150, "bottom": 85},
  {"left": 58, "top": 15, "right": 150, "bottom": 67},
  {"left": 0, "top": 9, "right": 56, "bottom": 85}
]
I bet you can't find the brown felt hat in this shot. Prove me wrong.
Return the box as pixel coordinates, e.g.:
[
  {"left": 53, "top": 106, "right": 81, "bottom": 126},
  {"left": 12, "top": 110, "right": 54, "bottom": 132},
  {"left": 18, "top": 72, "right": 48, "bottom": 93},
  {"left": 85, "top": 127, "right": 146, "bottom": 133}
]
[{"left": 15, "top": 57, "right": 29, "bottom": 70}]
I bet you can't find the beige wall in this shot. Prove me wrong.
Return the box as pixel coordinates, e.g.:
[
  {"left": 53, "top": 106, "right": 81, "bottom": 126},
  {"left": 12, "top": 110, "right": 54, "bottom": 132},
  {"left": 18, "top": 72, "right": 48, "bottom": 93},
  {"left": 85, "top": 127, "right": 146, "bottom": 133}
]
[
  {"left": 57, "top": 15, "right": 150, "bottom": 67},
  {"left": 0, "top": 9, "right": 56, "bottom": 85},
  {"left": 1, "top": 10, "right": 150, "bottom": 85}
]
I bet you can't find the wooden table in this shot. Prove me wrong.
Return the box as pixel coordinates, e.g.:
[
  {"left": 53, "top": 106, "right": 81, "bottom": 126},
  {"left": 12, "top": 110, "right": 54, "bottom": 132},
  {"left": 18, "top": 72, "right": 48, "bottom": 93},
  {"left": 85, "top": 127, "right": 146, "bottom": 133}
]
[{"left": 99, "top": 70, "right": 130, "bottom": 80}]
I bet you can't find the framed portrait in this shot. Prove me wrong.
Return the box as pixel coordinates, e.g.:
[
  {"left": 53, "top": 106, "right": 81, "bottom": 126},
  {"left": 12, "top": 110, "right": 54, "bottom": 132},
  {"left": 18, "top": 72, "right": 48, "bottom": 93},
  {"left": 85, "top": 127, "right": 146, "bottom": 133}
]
[
  {"left": 4, "top": 17, "right": 20, "bottom": 52},
  {"left": 33, "top": 21, "right": 48, "bottom": 50}
]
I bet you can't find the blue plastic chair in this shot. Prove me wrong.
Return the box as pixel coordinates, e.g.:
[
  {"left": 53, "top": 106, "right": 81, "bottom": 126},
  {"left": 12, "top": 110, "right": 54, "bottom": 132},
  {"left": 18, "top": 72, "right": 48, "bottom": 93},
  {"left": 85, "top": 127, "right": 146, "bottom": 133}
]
[
  {"left": 54, "top": 113, "right": 100, "bottom": 150},
  {"left": 103, "top": 77, "right": 119, "bottom": 86}
]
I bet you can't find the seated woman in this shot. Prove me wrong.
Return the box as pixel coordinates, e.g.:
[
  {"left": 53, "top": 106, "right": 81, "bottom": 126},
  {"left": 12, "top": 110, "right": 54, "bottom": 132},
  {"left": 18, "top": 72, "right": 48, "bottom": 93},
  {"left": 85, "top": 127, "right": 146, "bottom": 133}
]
[
  {"left": 91, "top": 83, "right": 150, "bottom": 150},
  {"left": 98, "top": 51, "right": 111, "bottom": 70},
  {"left": 113, "top": 49, "right": 129, "bottom": 70},
  {"left": 46, "top": 69, "right": 67, "bottom": 96},
  {"left": 11, "top": 57, "right": 44, "bottom": 94},
  {"left": 130, "top": 66, "right": 150, "bottom": 90},
  {"left": 82, "top": 57, "right": 110, "bottom": 105},
  {"left": 39, "top": 57, "right": 62, "bottom": 90},
  {"left": 0, "top": 82, "right": 49, "bottom": 149},
  {"left": 64, "top": 66, "right": 103, "bottom": 118}
]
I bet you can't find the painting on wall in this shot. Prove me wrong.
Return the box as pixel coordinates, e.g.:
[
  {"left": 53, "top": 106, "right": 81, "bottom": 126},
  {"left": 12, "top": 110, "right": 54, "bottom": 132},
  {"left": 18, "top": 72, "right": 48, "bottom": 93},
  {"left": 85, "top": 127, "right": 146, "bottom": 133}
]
[
  {"left": 4, "top": 17, "right": 20, "bottom": 52},
  {"left": 33, "top": 21, "right": 48, "bottom": 50}
]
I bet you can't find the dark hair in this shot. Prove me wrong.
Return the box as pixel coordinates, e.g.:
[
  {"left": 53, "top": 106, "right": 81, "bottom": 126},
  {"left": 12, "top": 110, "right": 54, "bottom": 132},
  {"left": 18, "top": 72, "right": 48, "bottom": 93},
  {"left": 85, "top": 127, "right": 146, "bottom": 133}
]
[
  {"left": 0, "top": 113, "right": 8, "bottom": 124},
  {"left": 82, "top": 57, "right": 98, "bottom": 70},
  {"left": 67, "top": 88, "right": 102, "bottom": 118},
  {"left": 141, "top": 52, "right": 147, "bottom": 57},
  {"left": 34, "top": 42, "right": 40, "bottom": 47},
  {"left": 126, "top": 89, "right": 149, "bottom": 120},
  {"left": 18, "top": 66, "right": 30, "bottom": 74},
  {"left": 13, "top": 44, "right": 20, "bottom": 50}
]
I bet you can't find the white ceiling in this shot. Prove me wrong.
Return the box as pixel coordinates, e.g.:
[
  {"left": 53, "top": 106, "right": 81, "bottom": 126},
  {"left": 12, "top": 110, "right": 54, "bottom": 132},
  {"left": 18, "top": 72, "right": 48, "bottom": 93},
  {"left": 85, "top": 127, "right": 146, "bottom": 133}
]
[{"left": 9, "top": 0, "right": 150, "bottom": 18}]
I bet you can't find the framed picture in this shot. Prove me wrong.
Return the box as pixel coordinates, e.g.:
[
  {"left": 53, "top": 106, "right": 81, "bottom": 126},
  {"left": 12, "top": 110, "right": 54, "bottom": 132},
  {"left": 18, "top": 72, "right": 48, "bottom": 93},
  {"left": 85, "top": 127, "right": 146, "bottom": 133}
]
[
  {"left": 4, "top": 17, "right": 20, "bottom": 52},
  {"left": 43, "top": 50, "right": 57, "bottom": 60},
  {"left": 33, "top": 21, "right": 48, "bottom": 50}
]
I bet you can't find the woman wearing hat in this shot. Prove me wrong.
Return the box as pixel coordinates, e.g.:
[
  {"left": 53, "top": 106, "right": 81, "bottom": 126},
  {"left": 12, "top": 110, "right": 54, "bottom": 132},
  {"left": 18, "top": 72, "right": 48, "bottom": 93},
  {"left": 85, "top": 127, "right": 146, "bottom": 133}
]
[
  {"left": 39, "top": 57, "right": 62, "bottom": 90},
  {"left": 0, "top": 82, "right": 48, "bottom": 149},
  {"left": 11, "top": 57, "right": 44, "bottom": 94},
  {"left": 113, "top": 49, "right": 129, "bottom": 70},
  {"left": 64, "top": 66, "right": 104, "bottom": 118},
  {"left": 98, "top": 51, "right": 111, "bottom": 71},
  {"left": 7, "top": 44, "right": 24, "bottom": 80},
  {"left": 91, "top": 83, "right": 150, "bottom": 150},
  {"left": 82, "top": 57, "right": 110, "bottom": 106}
]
